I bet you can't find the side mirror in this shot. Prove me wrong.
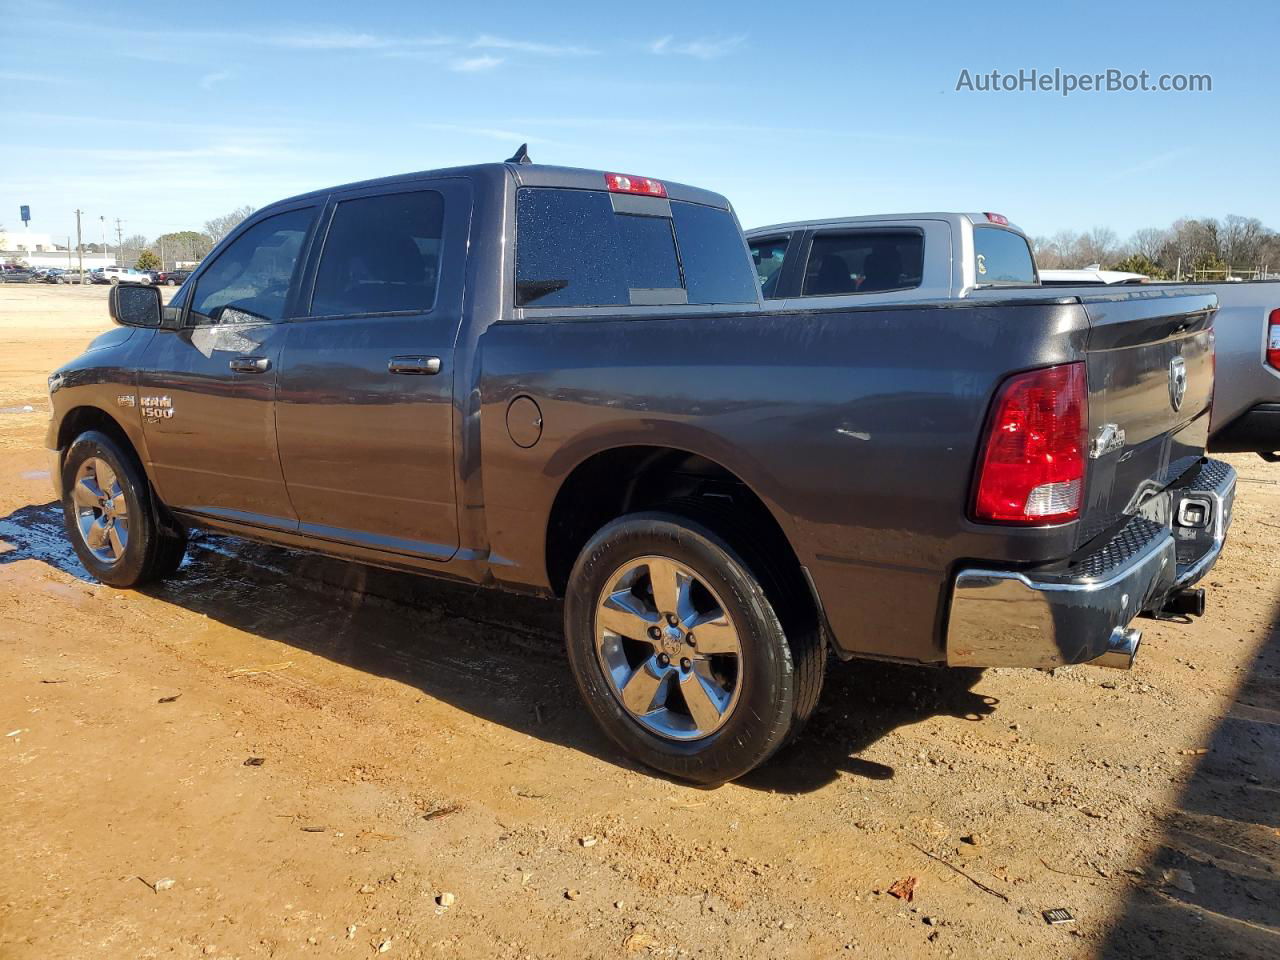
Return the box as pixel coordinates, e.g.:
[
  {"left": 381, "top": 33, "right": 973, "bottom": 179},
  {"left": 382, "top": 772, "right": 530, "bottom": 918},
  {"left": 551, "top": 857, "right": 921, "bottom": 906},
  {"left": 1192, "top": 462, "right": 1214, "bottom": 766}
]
[{"left": 108, "top": 282, "right": 162, "bottom": 328}]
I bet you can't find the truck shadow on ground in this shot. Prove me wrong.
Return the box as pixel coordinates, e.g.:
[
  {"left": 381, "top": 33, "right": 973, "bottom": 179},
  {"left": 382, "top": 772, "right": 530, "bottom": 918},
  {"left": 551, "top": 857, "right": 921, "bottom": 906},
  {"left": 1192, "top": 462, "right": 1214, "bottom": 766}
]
[
  {"left": 2, "top": 501, "right": 992, "bottom": 794},
  {"left": 1099, "top": 599, "right": 1280, "bottom": 960}
]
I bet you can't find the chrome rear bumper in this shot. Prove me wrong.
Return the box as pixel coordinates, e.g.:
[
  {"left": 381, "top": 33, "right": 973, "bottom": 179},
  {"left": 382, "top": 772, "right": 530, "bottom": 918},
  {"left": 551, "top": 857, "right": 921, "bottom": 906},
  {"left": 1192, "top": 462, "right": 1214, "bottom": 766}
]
[{"left": 946, "top": 458, "right": 1235, "bottom": 670}]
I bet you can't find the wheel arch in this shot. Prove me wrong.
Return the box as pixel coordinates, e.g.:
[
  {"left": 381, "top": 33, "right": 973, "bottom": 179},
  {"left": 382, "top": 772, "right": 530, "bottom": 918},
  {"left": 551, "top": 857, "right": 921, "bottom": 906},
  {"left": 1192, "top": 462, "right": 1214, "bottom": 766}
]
[
  {"left": 543, "top": 443, "right": 819, "bottom": 639},
  {"left": 53, "top": 406, "right": 147, "bottom": 496}
]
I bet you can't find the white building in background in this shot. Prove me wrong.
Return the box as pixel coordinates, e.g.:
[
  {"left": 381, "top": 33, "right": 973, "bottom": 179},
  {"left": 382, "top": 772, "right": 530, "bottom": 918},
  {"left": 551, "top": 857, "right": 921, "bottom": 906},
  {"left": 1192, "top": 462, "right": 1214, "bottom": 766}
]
[
  {"left": 0, "top": 230, "right": 54, "bottom": 252},
  {"left": 1, "top": 230, "right": 114, "bottom": 270}
]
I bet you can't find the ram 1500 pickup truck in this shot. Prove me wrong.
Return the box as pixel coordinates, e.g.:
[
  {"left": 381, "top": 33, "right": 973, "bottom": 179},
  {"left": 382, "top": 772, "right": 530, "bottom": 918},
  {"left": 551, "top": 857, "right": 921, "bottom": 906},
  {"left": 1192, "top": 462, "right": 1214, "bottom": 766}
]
[{"left": 47, "top": 159, "right": 1236, "bottom": 783}]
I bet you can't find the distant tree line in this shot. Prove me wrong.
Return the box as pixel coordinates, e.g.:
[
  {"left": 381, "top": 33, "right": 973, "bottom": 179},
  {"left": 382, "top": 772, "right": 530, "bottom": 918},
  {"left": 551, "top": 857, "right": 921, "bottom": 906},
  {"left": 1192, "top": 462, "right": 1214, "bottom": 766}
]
[
  {"left": 99, "top": 206, "right": 257, "bottom": 270},
  {"left": 1031, "top": 214, "right": 1280, "bottom": 279}
]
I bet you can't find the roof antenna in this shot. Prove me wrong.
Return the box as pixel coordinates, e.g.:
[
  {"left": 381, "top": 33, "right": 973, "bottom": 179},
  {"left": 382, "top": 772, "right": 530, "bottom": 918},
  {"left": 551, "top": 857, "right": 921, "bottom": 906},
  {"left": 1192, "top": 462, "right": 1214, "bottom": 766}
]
[{"left": 505, "top": 143, "right": 532, "bottom": 165}]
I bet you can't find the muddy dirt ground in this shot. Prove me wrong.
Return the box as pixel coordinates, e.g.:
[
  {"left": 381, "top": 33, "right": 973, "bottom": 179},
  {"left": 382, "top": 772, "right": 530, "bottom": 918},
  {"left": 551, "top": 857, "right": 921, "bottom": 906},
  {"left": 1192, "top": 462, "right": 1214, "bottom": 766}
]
[{"left": 1, "top": 284, "right": 1277, "bottom": 960}]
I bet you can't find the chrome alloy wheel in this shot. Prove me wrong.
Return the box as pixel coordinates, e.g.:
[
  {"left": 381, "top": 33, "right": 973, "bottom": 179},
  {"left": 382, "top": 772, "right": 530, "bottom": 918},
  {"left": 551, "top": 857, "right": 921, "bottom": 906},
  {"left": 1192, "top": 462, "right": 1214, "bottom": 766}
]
[
  {"left": 593, "top": 555, "right": 744, "bottom": 741},
  {"left": 71, "top": 457, "right": 129, "bottom": 564}
]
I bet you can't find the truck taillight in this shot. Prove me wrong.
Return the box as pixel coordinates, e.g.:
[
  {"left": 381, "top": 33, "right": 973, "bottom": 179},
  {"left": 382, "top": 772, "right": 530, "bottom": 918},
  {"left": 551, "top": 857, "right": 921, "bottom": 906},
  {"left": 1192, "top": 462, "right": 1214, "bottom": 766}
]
[
  {"left": 973, "top": 362, "right": 1087, "bottom": 525},
  {"left": 984, "top": 212, "right": 1010, "bottom": 226},
  {"left": 1267, "top": 309, "right": 1280, "bottom": 370},
  {"left": 604, "top": 173, "right": 667, "bottom": 197}
]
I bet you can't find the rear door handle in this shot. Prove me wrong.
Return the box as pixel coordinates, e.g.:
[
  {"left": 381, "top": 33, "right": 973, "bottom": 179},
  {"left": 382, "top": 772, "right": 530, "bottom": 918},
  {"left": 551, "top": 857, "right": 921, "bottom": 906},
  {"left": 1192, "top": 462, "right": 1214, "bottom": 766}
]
[
  {"left": 229, "top": 356, "right": 271, "bottom": 373},
  {"left": 388, "top": 356, "right": 442, "bottom": 375}
]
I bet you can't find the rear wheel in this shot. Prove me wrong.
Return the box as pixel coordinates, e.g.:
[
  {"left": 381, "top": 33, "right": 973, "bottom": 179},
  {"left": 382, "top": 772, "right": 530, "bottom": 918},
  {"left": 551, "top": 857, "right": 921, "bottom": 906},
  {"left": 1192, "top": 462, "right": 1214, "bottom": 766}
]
[
  {"left": 564, "top": 512, "right": 809, "bottom": 784},
  {"left": 61, "top": 431, "right": 187, "bottom": 587}
]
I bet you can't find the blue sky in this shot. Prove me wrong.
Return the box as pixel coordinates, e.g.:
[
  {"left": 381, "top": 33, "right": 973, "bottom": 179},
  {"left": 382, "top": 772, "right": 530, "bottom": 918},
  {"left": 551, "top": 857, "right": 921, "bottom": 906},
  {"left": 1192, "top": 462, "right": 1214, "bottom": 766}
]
[{"left": 3, "top": 0, "right": 1277, "bottom": 245}]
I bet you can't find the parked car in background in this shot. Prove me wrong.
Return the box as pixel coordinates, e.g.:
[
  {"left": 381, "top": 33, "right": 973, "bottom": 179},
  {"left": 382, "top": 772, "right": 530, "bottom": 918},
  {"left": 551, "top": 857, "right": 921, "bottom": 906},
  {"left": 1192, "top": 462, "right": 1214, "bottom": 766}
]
[
  {"left": 0, "top": 264, "right": 35, "bottom": 283},
  {"left": 88, "top": 269, "right": 110, "bottom": 285},
  {"left": 45, "top": 158, "right": 1235, "bottom": 783},
  {"left": 99, "top": 266, "right": 151, "bottom": 284},
  {"left": 157, "top": 269, "right": 193, "bottom": 286}
]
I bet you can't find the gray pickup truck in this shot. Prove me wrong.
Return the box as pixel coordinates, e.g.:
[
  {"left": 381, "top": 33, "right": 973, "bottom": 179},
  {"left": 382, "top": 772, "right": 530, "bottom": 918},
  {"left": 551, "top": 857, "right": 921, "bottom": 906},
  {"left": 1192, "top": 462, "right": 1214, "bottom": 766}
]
[{"left": 46, "top": 158, "right": 1235, "bottom": 783}]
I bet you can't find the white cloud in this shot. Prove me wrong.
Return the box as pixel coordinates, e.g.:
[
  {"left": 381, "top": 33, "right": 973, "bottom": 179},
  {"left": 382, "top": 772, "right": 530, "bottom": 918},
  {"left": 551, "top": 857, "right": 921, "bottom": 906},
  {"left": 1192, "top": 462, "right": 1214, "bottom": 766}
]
[
  {"left": 648, "top": 35, "right": 745, "bottom": 59},
  {"left": 471, "top": 34, "right": 596, "bottom": 56},
  {"left": 0, "top": 70, "right": 67, "bottom": 84},
  {"left": 450, "top": 55, "right": 503, "bottom": 73},
  {"left": 199, "top": 70, "right": 232, "bottom": 90}
]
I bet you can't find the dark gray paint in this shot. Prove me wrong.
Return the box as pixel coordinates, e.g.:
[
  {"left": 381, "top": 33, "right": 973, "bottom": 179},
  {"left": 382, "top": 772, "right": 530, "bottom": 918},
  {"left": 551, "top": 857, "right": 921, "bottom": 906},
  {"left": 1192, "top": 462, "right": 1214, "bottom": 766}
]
[{"left": 46, "top": 161, "right": 1222, "bottom": 666}]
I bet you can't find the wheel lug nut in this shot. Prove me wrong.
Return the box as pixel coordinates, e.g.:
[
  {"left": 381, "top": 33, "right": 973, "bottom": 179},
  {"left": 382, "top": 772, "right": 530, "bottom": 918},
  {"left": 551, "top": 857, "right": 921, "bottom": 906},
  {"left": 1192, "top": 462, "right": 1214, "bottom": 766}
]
[
  {"left": 657, "top": 653, "right": 669, "bottom": 666},
  {"left": 686, "top": 633, "right": 695, "bottom": 646},
  {"left": 666, "top": 613, "right": 678, "bottom": 627},
  {"left": 680, "top": 658, "right": 691, "bottom": 670},
  {"left": 648, "top": 626, "right": 661, "bottom": 640}
]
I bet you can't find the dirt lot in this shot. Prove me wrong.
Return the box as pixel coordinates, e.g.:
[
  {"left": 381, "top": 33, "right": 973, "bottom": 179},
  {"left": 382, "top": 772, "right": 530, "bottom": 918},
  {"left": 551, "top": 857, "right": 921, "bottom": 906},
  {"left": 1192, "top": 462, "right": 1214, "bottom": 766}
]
[{"left": 1, "top": 283, "right": 1277, "bottom": 960}]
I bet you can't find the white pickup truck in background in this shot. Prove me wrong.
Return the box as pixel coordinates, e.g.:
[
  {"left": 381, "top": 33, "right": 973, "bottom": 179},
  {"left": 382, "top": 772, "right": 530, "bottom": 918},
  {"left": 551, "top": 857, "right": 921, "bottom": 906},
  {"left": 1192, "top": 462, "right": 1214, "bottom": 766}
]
[{"left": 746, "top": 217, "right": 1280, "bottom": 459}]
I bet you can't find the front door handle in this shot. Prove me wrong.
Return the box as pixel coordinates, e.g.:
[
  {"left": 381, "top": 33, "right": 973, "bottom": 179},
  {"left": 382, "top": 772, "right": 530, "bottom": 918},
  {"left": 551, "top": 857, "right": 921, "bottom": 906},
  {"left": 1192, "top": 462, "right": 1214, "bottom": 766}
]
[
  {"left": 229, "top": 356, "right": 271, "bottom": 373},
  {"left": 388, "top": 356, "right": 442, "bottom": 375}
]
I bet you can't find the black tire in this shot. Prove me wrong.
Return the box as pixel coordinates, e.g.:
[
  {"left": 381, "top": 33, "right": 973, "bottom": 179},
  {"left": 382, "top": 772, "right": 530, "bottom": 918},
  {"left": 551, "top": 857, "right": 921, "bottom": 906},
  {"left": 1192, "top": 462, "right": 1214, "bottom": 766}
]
[
  {"left": 61, "top": 431, "right": 187, "bottom": 588},
  {"left": 564, "top": 511, "right": 808, "bottom": 785}
]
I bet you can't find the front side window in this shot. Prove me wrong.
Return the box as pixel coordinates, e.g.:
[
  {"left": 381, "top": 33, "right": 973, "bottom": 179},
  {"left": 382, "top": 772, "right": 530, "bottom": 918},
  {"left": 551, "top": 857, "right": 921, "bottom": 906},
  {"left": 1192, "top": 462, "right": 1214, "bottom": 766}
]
[
  {"left": 974, "top": 227, "right": 1037, "bottom": 286},
  {"left": 311, "top": 190, "right": 444, "bottom": 316},
  {"left": 803, "top": 230, "right": 925, "bottom": 296},
  {"left": 189, "top": 207, "right": 314, "bottom": 324},
  {"left": 749, "top": 236, "right": 789, "bottom": 298}
]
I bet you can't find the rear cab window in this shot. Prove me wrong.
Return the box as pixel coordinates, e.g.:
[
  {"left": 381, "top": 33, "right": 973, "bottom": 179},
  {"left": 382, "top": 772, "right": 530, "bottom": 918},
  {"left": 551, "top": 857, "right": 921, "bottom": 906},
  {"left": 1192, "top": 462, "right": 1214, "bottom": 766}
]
[
  {"left": 973, "top": 227, "right": 1037, "bottom": 286},
  {"left": 515, "top": 188, "right": 758, "bottom": 309}
]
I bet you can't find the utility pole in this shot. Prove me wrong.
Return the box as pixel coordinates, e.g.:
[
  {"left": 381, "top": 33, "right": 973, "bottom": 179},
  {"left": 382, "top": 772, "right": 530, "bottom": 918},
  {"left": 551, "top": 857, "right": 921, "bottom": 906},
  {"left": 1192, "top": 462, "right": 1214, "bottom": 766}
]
[
  {"left": 99, "top": 215, "right": 106, "bottom": 264},
  {"left": 114, "top": 218, "right": 124, "bottom": 265},
  {"left": 160, "top": 235, "right": 166, "bottom": 272},
  {"left": 75, "top": 209, "right": 84, "bottom": 283}
]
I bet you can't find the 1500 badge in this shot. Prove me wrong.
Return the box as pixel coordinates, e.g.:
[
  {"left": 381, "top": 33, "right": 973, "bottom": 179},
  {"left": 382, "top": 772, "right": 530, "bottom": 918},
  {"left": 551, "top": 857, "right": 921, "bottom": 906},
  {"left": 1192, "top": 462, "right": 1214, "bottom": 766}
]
[{"left": 140, "top": 395, "right": 175, "bottom": 421}]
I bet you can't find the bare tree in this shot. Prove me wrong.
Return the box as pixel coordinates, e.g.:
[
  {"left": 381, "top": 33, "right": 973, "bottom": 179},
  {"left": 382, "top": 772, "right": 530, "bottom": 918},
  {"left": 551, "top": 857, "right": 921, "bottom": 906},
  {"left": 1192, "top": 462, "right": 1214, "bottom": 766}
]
[
  {"left": 204, "top": 205, "right": 256, "bottom": 244},
  {"left": 1128, "top": 227, "right": 1168, "bottom": 262},
  {"left": 1075, "top": 227, "right": 1120, "bottom": 268},
  {"left": 1220, "top": 214, "right": 1267, "bottom": 268}
]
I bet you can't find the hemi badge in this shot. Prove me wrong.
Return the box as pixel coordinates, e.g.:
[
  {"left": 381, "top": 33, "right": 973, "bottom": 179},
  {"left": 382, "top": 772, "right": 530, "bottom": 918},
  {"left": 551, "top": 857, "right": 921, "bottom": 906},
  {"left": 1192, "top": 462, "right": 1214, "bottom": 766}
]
[
  {"left": 1090, "top": 422, "right": 1125, "bottom": 459},
  {"left": 116, "top": 395, "right": 136, "bottom": 408}
]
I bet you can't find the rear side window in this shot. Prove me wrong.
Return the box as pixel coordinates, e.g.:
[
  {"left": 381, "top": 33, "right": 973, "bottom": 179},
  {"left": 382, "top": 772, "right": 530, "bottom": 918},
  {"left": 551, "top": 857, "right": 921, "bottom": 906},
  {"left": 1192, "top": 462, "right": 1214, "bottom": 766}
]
[
  {"left": 189, "top": 207, "right": 314, "bottom": 324},
  {"left": 515, "top": 188, "right": 757, "bottom": 308},
  {"left": 974, "top": 227, "right": 1036, "bottom": 285},
  {"left": 803, "top": 230, "right": 924, "bottom": 296},
  {"left": 312, "top": 190, "right": 444, "bottom": 316},
  {"left": 749, "top": 236, "right": 789, "bottom": 299}
]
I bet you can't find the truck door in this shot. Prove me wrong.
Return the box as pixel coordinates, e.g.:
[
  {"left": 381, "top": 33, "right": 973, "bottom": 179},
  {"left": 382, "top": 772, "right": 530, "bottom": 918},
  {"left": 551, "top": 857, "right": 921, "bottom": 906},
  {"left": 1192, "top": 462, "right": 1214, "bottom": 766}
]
[
  {"left": 137, "top": 204, "right": 318, "bottom": 528},
  {"left": 273, "top": 179, "right": 471, "bottom": 560}
]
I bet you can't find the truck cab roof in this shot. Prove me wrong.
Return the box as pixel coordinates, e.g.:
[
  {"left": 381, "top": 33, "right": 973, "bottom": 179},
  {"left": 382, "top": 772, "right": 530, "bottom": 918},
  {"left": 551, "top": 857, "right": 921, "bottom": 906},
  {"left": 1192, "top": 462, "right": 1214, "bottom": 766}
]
[
  {"left": 268, "top": 161, "right": 733, "bottom": 215},
  {"left": 746, "top": 212, "right": 1029, "bottom": 237}
]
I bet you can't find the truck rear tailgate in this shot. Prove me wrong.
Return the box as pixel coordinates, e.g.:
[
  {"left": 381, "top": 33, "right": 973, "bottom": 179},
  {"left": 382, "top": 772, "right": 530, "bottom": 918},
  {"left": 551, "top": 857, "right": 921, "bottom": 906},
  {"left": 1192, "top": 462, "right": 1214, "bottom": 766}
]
[{"left": 1078, "top": 290, "right": 1218, "bottom": 542}]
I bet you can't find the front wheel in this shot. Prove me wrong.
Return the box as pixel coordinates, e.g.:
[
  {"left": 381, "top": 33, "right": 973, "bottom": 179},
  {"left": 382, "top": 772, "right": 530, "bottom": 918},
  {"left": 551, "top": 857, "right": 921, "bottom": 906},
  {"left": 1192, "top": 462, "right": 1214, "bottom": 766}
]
[
  {"left": 564, "top": 512, "right": 807, "bottom": 785},
  {"left": 61, "top": 431, "right": 187, "bottom": 587}
]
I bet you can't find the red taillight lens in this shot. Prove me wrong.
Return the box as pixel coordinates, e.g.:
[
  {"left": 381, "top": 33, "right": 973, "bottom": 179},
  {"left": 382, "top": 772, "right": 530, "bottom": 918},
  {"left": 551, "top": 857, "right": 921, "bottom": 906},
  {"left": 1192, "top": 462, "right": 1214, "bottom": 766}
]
[
  {"left": 984, "top": 212, "right": 1009, "bottom": 226},
  {"left": 1266, "top": 309, "right": 1280, "bottom": 370},
  {"left": 973, "top": 362, "right": 1088, "bottom": 525},
  {"left": 604, "top": 173, "right": 667, "bottom": 197}
]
